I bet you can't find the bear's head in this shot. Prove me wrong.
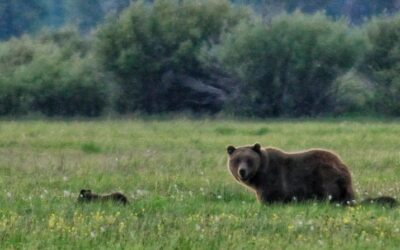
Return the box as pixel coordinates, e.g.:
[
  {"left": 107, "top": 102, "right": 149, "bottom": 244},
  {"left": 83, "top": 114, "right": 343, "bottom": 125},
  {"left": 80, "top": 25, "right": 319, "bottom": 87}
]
[
  {"left": 226, "top": 143, "right": 262, "bottom": 183},
  {"left": 77, "top": 189, "right": 92, "bottom": 202}
]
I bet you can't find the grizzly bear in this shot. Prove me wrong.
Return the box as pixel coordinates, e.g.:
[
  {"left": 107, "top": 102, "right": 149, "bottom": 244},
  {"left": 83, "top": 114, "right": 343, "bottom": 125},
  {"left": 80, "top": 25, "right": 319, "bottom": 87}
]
[
  {"left": 226, "top": 143, "right": 396, "bottom": 206},
  {"left": 77, "top": 189, "right": 128, "bottom": 205}
]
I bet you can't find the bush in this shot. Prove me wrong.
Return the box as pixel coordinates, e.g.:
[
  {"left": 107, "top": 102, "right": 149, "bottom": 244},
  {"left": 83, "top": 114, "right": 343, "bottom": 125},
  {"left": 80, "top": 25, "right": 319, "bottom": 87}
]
[
  {"left": 0, "top": 37, "right": 36, "bottom": 115},
  {"left": 216, "top": 12, "right": 364, "bottom": 117},
  {"left": 96, "top": 0, "right": 249, "bottom": 113},
  {"left": 0, "top": 81, "right": 33, "bottom": 115},
  {"left": 0, "top": 31, "right": 107, "bottom": 117},
  {"left": 361, "top": 15, "right": 400, "bottom": 116},
  {"left": 28, "top": 53, "right": 107, "bottom": 117},
  {"left": 332, "top": 71, "right": 374, "bottom": 115}
]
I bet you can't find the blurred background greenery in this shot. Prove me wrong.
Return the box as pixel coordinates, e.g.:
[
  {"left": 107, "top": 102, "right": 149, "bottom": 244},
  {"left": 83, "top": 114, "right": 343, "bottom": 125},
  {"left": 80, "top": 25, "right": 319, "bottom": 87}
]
[{"left": 1, "top": 0, "right": 400, "bottom": 118}]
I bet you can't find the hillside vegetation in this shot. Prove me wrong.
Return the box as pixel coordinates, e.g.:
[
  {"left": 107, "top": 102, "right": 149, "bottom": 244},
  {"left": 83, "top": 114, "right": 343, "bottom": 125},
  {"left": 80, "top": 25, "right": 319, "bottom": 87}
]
[{"left": 1, "top": 1, "right": 400, "bottom": 117}]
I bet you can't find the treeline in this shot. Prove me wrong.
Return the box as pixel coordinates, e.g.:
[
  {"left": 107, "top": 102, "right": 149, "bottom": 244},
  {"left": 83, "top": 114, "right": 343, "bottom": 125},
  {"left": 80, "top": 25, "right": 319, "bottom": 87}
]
[
  {"left": 234, "top": 0, "right": 400, "bottom": 24},
  {"left": 2, "top": 0, "right": 400, "bottom": 41},
  {"left": 0, "top": 0, "right": 131, "bottom": 40},
  {"left": 1, "top": 0, "right": 400, "bottom": 117}
]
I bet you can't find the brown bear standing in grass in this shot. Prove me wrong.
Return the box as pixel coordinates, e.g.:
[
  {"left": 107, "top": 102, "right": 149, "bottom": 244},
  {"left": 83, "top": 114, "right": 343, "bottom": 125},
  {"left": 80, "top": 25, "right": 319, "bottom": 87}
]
[{"left": 226, "top": 143, "right": 397, "bottom": 206}]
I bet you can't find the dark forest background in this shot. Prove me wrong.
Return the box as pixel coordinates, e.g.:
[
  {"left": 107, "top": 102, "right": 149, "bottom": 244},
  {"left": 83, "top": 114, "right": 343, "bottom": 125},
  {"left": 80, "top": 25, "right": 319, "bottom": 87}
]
[
  {"left": 1, "top": 0, "right": 400, "bottom": 117},
  {"left": 2, "top": 0, "right": 400, "bottom": 39}
]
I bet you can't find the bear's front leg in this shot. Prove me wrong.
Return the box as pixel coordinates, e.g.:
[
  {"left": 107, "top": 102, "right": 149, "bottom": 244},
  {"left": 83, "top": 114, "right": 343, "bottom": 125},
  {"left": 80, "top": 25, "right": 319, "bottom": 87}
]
[{"left": 256, "top": 190, "right": 287, "bottom": 204}]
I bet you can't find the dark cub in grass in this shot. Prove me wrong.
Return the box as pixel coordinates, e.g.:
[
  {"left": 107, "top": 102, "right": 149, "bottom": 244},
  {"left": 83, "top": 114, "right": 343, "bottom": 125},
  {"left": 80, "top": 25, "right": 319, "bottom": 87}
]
[
  {"left": 78, "top": 189, "right": 128, "bottom": 205},
  {"left": 362, "top": 196, "right": 397, "bottom": 207},
  {"left": 227, "top": 143, "right": 396, "bottom": 206}
]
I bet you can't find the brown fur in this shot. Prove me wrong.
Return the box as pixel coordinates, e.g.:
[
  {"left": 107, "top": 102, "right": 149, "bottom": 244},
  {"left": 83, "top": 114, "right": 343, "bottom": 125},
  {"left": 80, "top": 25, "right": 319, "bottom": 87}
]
[
  {"left": 227, "top": 143, "right": 394, "bottom": 205},
  {"left": 77, "top": 189, "right": 128, "bottom": 205}
]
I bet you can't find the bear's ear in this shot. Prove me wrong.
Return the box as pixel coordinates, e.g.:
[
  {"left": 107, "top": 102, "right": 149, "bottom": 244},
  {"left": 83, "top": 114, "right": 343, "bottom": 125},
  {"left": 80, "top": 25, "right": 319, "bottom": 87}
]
[
  {"left": 227, "top": 145, "right": 236, "bottom": 155},
  {"left": 252, "top": 143, "right": 261, "bottom": 153}
]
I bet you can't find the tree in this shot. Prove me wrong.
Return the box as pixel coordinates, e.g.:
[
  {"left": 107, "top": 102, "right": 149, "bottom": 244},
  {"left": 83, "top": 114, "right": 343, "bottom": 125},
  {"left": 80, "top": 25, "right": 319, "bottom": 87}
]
[
  {"left": 361, "top": 14, "right": 400, "bottom": 116},
  {"left": 216, "top": 12, "right": 364, "bottom": 117},
  {"left": 0, "top": 30, "right": 107, "bottom": 116},
  {"left": 96, "top": 0, "right": 249, "bottom": 113}
]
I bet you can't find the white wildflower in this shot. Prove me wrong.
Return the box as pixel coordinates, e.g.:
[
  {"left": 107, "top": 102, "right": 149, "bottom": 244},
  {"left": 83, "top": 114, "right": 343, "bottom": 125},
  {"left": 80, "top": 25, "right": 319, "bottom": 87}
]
[
  {"left": 63, "top": 190, "right": 71, "bottom": 197},
  {"left": 136, "top": 189, "right": 149, "bottom": 197}
]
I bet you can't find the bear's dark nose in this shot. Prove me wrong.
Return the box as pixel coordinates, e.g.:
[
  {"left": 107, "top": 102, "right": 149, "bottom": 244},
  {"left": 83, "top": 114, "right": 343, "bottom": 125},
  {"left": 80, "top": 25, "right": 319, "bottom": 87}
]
[{"left": 239, "top": 169, "right": 246, "bottom": 179}]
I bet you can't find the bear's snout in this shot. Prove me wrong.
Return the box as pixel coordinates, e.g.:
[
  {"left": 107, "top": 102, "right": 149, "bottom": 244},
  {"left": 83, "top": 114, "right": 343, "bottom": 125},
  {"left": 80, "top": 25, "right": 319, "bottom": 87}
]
[{"left": 238, "top": 167, "right": 248, "bottom": 180}]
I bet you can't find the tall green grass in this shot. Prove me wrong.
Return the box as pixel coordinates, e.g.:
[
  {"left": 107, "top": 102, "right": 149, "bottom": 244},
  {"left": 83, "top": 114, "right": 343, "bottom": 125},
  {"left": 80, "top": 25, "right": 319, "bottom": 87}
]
[{"left": 0, "top": 119, "right": 399, "bottom": 249}]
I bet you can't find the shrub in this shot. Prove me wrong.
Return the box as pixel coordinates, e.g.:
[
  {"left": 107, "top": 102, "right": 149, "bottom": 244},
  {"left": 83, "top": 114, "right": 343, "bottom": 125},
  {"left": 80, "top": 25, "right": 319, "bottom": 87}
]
[
  {"left": 96, "top": 0, "right": 249, "bottom": 113},
  {"left": 332, "top": 71, "right": 374, "bottom": 115},
  {"left": 0, "top": 31, "right": 107, "bottom": 117},
  {"left": 361, "top": 15, "right": 400, "bottom": 116},
  {"left": 216, "top": 12, "right": 364, "bottom": 117},
  {"left": 28, "top": 52, "right": 107, "bottom": 117},
  {"left": 0, "top": 37, "right": 36, "bottom": 115}
]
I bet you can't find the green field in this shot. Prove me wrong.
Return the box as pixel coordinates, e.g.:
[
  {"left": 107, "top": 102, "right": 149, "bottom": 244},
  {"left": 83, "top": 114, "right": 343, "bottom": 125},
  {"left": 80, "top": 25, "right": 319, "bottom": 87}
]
[{"left": 0, "top": 119, "right": 399, "bottom": 249}]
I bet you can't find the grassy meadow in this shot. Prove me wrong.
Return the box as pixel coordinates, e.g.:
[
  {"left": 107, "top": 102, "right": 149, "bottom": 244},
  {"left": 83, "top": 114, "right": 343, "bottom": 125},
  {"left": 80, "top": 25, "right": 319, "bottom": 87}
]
[{"left": 0, "top": 118, "right": 399, "bottom": 249}]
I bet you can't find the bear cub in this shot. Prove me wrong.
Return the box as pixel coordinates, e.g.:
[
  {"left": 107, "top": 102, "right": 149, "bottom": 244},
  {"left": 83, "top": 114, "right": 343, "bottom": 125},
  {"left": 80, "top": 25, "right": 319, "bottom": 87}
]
[
  {"left": 78, "top": 189, "right": 128, "bottom": 205},
  {"left": 226, "top": 143, "right": 356, "bottom": 204}
]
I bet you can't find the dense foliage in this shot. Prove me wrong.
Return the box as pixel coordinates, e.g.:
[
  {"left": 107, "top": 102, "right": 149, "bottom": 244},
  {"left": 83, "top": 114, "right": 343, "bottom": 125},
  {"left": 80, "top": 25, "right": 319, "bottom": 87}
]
[
  {"left": 2, "top": 0, "right": 400, "bottom": 41},
  {"left": 1, "top": 1, "right": 400, "bottom": 117},
  {"left": 96, "top": 0, "right": 249, "bottom": 113},
  {"left": 0, "top": 29, "right": 107, "bottom": 116},
  {"left": 361, "top": 15, "right": 400, "bottom": 116},
  {"left": 216, "top": 12, "right": 364, "bottom": 116}
]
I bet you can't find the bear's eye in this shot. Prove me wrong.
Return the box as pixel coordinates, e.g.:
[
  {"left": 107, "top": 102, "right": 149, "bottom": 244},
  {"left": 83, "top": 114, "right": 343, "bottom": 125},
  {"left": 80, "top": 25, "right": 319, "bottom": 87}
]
[
  {"left": 247, "top": 159, "right": 253, "bottom": 166},
  {"left": 233, "top": 158, "right": 240, "bottom": 165}
]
